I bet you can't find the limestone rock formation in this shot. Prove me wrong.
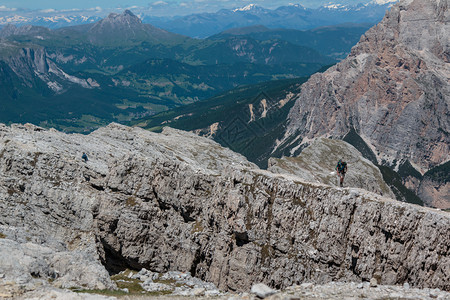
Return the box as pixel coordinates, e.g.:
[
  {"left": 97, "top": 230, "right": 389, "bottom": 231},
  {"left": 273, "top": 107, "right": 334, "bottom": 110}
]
[
  {"left": 280, "top": 0, "right": 449, "bottom": 178},
  {"left": 1, "top": 46, "right": 99, "bottom": 93},
  {"left": 0, "top": 123, "right": 449, "bottom": 298},
  {"left": 268, "top": 138, "right": 395, "bottom": 198}
]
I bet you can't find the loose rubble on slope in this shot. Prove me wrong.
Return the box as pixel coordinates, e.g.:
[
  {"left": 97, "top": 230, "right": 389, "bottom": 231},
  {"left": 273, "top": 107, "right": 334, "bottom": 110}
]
[{"left": 14, "top": 279, "right": 450, "bottom": 299}]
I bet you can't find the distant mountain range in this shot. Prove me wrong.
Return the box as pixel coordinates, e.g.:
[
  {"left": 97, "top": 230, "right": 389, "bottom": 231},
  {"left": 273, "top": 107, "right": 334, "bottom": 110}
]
[
  {"left": 0, "top": 10, "right": 349, "bottom": 132},
  {"left": 0, "top": 14, "right": 101, "bottom": 29},
  {"left": 209, "top": 23, "right": 373, "bottom": 60},
  {"left": 0, "top": 2, "right": 396, "bottom": 38},
  {"left": 146, "top": 2, "right": 396, "bottom": 37}
]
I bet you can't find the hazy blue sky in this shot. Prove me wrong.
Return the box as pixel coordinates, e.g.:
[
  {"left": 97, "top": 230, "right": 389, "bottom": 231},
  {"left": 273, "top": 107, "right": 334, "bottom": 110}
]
[{"left": 0, "top": 1, "right": 394, "bottom": 16}]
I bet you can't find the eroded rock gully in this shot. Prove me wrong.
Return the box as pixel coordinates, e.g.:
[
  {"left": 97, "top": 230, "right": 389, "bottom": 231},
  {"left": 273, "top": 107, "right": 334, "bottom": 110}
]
[{"left": 0, "top": 123, "right": 449, "bottom": 295}]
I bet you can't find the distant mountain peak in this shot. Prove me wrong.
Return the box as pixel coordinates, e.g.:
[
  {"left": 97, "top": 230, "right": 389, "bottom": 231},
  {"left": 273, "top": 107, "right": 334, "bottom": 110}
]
[
  {"left": 321, "top": 3, "right": 350, "bottom": 11},
  {"left": 233, "top": 4, "right": 261, "bottom": 12},
  {"left": 288, "top": 3, "right": 307, "bottom": 9},
  {"left": 123, "top": 9, "right": 136, "bottom": 16},
  {"left": 104, "top": 9, "right": 141, "bottom": 24}
]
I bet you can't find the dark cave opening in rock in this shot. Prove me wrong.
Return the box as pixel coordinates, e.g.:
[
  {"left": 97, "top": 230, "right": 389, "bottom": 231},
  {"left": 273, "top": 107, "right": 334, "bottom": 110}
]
[{"left": 99, "top": 238, "right": 142, "bottom": 275}]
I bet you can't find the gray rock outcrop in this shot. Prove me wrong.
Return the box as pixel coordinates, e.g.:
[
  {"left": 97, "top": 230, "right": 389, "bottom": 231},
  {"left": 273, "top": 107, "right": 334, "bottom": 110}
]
[
  {"left": 251, "top": 283, "right": 277, "bottom": 298},
  {"left": 0, "top": 123, "right": 449, "bottom": 298},
  {"left": 279, "top": 0, "right": 449, "bottom": 183},
  {"left": 2, "top": 46, "right": 100, "bottom": 93},
  {"left": 268, "top": 138, "right": 395, "bottom": 198}
]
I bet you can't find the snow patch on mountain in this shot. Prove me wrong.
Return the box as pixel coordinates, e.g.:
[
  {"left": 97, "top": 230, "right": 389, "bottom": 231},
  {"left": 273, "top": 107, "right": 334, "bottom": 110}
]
[
  {"left": 371, "top": 0, "right": 398, "bottom": 5},
  {"left": 233, "top": 4, "right": 259, "bottom": 12},
  {"left": 322, "top": 3, "right": 350, "bottom": 10}
]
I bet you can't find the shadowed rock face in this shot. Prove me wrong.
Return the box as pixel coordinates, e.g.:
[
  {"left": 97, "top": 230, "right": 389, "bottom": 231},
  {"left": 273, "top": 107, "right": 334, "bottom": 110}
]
[
  {"left": 417, "top": 161, "right": 450, "bottom": 209},
  {"left": 282, "top": 0, "right": 449, "bottom": 172},
  {"left": 268, "top": 138, "right": 395, "bottom": 198},
  {"left": 0, "top": 123, "right": 448, "bottom": 295}
]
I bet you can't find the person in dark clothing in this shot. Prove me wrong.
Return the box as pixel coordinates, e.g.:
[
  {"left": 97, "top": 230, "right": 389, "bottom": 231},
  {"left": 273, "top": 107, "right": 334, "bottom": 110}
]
[
  {"left": 82, "top": 152, "right": 88, "bottom": 162},
  {"left": 336, "top": 159, "right": 347, "bottom": 187}
]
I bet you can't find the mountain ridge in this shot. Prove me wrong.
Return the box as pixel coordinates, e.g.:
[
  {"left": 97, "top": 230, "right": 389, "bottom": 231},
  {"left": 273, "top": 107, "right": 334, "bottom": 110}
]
[
  {"left": 0, "top": 2, "right": 396, "bottom": 38},
  {"left": 145, "top": 1, "right": 396, "bottom": 38},
  {"left": 0, "top": 122, "right": 448, "bottom": 297},
  {"left": 281, "top": 0, "right": 449, "bottom": 171}
]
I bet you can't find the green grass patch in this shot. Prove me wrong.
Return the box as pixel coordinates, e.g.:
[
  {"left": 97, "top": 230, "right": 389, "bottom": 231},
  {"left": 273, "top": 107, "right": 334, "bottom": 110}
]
[
  {"left": 71, "top": 288, "right": 130, "bottom": 296},
  {"left": 71, "top": 269, "right": 175, "bottom": 297},
  {"left": 0, "top": 232, "right": 6, "bottom": 239},
  {"left": 343, "top": 127, "right": 377, "bottom": 164},
  {"left": 111, "top": 270, "right": 146, "bottom": 294}
]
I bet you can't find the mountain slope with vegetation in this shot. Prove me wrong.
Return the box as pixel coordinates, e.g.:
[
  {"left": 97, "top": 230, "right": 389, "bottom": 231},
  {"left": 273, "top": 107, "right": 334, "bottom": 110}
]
[
  {"left": 0, "top": 10, "right": 342, "bottom": 132},
  {"left": 135, "top": 77, "right": 311, "bottom": 167}
]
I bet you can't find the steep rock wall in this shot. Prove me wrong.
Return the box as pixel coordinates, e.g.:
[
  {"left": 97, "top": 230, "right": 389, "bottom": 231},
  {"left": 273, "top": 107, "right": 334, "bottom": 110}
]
[
  {"left": 282, "top": 0, "right": 449, "bottom": 172},
  {"left": 0, "top": 123, "right": 448, "bottom": 292}
]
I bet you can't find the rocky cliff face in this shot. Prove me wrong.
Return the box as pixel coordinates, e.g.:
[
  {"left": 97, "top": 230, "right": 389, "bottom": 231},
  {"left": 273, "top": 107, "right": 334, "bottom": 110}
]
[
  {"left": 0, "top": 123, "right": 448, "bottom": 297},
  {"left": 1, "top": 45, "right": 100, "bottom": 93},
  {"left": 280, "top": 0, "right": 449, "bottom": 173}
]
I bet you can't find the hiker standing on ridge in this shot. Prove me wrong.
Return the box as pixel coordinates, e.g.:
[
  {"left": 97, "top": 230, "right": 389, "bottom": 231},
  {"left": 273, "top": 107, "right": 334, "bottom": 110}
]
[
  {"left": 336, "top": 159, "right": 347, "bottom": 187},
  {"left": 82, "top": 152, "right": 88, "bottom": 163}
]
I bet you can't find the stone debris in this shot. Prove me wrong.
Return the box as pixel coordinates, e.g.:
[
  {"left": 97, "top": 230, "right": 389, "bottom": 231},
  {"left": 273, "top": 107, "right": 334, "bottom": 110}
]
[
  {"left": 8, "top": 286, "right": 116, "bottom": 300},
  {"left": 140, "top": 281, "right": 174, "bottom": 293},
  {"left": 120, "top": 269, "right": 223, "bottom": 296},
  {"left": 10, "top": 280, "right": 450, "bottom": 300},
  {"left": 250, "top": 283, "right": 277, "bottom": 298},
  {"left": 276, "top": 282, "right": 450, "bottom": 300},
  {"left": 132, "top": 268, "right": 159, "bottom": 281}
]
